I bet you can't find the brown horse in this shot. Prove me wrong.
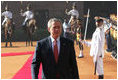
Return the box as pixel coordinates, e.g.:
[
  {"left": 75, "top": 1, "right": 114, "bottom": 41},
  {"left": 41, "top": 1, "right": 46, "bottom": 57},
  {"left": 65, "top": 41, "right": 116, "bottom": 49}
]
[
  {"left": 25, "top": 19, "right": 37, "bottom": 46},
  {"left": 3, "top": 19, "right": 14, "bottom": 47},
  {"left": 70, "top": 17, "right": 78, "bottom": 41}
]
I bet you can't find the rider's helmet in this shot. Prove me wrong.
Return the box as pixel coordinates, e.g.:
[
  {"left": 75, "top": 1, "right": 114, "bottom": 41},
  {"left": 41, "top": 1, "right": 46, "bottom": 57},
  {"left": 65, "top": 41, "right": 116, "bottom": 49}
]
[
  {"left": 27, "top": 4, "right": 32, "bottom": 10},
  {"left": 5, "top": 5, "right": 9, "bottom": 11}
]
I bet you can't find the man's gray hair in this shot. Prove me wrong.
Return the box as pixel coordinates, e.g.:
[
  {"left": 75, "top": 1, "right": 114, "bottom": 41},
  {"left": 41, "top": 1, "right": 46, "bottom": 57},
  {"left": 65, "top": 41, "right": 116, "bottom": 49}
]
[{"left": 47, "top": 18, "right": 62, "bottom": 28}]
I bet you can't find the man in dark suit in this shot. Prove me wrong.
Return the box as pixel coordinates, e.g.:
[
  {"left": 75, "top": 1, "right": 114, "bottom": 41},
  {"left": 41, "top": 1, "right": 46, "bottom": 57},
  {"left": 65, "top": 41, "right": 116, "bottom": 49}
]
[{"left": 31, "top": 18, "right": 79, "bottom": 79}]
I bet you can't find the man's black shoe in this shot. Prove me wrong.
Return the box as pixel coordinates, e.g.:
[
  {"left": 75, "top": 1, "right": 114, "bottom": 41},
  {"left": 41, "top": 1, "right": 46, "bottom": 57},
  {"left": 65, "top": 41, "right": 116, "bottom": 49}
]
[{"left": 106, "top": 49, "right": 112, "bottom": 52}]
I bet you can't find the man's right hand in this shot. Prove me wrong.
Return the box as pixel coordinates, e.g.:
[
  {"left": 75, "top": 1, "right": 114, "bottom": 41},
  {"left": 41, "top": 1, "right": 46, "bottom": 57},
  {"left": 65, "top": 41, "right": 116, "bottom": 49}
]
[
  {"left": 20, "top": 9, "right": 23, "bottom": 15},
  {"left": 81, "top": 40, "right": 86, "bottom": 45}
]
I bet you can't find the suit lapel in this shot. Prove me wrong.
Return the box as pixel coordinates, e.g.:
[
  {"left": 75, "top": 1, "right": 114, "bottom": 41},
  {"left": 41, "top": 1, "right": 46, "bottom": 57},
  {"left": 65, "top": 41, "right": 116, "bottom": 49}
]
[
  {"left": 48, "top": 37, "right": 52, "bottom": 52},
  {"left": 58, "top": 37, "right": 66, "bottom": 63},
  {"left": 47, "top": 37, "right": 56, "bottom": 63}
]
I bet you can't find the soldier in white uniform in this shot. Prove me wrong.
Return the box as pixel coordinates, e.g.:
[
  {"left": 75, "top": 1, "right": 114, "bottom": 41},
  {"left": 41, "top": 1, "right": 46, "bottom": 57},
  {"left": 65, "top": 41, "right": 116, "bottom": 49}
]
[
  {"left": 1, "top": 6, "right": 12, "bottom": 26},
  {"left": 66, "top": 5, "right": 79, "bottom": 24},
  {"left": 21, "top": 4, "right": 34, "bottom": 27},
  {"left": 83, "top": 19, "right": 105, "bottom": 79}
]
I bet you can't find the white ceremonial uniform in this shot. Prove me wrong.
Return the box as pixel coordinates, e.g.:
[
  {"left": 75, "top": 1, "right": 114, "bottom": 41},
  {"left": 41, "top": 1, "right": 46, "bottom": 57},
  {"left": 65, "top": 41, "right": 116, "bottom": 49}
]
[
  {"left": 84, "top": 25, "right": 105, "bottom": 75},
  {"left": 67, "top": 9, "right": 79, "bottom": 24},
  {"left": 2, "top": 11, "right": 12, "bottom": 26},
  {"left": 22, "top": 10, "right": 34, "bottom": 25}
]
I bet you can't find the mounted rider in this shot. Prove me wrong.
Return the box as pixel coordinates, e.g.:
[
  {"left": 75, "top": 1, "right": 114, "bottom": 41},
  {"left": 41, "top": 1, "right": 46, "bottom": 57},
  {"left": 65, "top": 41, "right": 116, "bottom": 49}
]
[
  {"left": 20, "top": 4, "right": 34, "bottom": 28},
  {"left": 1, "top": 5, "right": 14, "bottom": 28},
  {"left": 65, "top": 3, "right": 79, "bottom": 24}
]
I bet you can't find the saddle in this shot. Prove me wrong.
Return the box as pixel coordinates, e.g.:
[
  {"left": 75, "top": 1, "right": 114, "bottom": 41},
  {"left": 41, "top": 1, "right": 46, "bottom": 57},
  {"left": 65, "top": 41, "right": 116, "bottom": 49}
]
[
  {"left": 5, "top": 19, "right": 13, "bottom": 26},
  {"left": 26, "top": 19, "right": 36, "bottom": 27}
]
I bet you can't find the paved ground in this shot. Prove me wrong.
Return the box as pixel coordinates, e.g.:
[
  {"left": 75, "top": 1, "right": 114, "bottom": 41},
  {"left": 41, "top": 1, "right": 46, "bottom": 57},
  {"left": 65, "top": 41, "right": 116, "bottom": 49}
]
[{"left": 1, "top": 41, "right": 117, "bottom": 79}]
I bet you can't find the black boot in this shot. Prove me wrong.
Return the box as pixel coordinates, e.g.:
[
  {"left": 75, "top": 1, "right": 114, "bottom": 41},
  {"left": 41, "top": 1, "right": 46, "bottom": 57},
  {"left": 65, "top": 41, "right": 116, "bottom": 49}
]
[
  {"left": 5, "top": 42, "right": 8, "bottom": 47},
  {"left": 99, "top": 75, "right": 104, "bottom": 79},
  {"left": 10, "top": 42, "right": 12, "bottom": 47}
]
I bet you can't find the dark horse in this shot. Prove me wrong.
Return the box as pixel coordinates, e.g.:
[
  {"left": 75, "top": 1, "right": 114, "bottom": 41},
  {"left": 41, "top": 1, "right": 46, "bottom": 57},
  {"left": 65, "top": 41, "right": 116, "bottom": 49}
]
[
  {"left": 70, "top": 16, "right": 78, "bottom": 41},
  {"left": 3, "top": 19, "right": 14, "bottom": 47},
  {"left": 24, "top": 19, "right": 37, "bottom": 46}
]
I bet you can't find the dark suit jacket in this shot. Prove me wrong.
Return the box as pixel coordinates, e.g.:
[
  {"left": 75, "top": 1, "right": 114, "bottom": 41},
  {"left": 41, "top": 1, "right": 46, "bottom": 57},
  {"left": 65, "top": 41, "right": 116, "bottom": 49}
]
[{"left": 31, "top": 36, "right": 79, "bottom": 79}]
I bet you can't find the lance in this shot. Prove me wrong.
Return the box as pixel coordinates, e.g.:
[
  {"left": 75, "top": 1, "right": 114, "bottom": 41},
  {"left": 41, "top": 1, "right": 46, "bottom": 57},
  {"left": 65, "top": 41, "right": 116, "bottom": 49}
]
[
  {"left": 1, "top": 1, "right": 4, "bottom": 12},
  {"left": 20, "top": 1, "right": 24, "bottom": 15},
  {"left": 2, "top": 1, "right": 4, "bottom": 5},
  {"left": 65, "top": 1, "right": 69, "bottom": 14},
  {"left": 72, "top": 2, "right": 76, "bottom": 7},
  {"left": 84, "top": 8, "right": 90, "bottom": 40},
  {"left": 21, "top": 1, "right": 23, "bottom": 4},
  {"left": 20, "top": 1, "right": 23, "bottom": 11},
  {"left": 66, "top": 1, "right": 68, "bottom": 4}
]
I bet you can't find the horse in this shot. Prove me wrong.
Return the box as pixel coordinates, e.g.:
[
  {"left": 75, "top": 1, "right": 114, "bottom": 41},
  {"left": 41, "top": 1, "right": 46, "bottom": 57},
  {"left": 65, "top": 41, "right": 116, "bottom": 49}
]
[
  {"left": 69, "top": 16, "right": 78, "bottom": 41},
  {"left": 3, "top": 19, "right": 15, "bottom": 47},
  {"left": 24, "top": 19, "right": 37, "bottom": 46}
]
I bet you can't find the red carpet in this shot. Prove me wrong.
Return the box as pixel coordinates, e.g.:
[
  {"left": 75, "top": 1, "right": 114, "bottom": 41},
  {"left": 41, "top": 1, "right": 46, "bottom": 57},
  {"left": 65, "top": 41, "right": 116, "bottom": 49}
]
[
  {"left": 12, "top": 54, "right": 42, "bottom": 79},
  {"left": 1, "top": 51, "right": 34, "bottom": 57}
]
